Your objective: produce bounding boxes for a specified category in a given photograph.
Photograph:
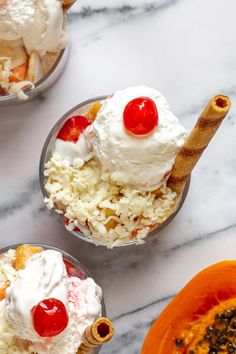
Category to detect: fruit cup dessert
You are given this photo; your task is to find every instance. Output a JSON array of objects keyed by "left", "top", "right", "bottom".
[
  {"left": 0, "top": 0, "right": 74, "bottom": 103},
  {"left": 0, "top": 244, "right": 114, "bottom": 353},
  {"left": 40, "top": 86, "right": 231, "bottom": 248},
  {"left": 142, "top": 261, "right": 236, "bottom": 354}
]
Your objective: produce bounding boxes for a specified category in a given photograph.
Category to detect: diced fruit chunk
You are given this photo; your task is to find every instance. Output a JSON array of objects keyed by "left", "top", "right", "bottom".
[
  {"left": 57, "top": 116, "right": 91, "bottom": 143},
  {"left": 15, "top": 244, "right": 43, "bottom": 271},
  {"left": 105, "top": 208, "right": 119, "bottom": 230},
  {"left": 32, "top": 298, "right": 68, "bottom": 337},
  {"left": 0, "top": 286, "right": 7, "bottom": 300},
  {"left": 123, "top": 97, "right": 158, "bottom": 136},
  {"left": 9, "top": 62, "right": 28, "bottom": 83},
  {"left": 105, "top": 219, "right": 119, "bottom": 230},
  {"left": 85, "top": 102, "right": 102, "bottom": 121},
  {"left": 0, "top": 270, "right": 10, "bottom": 300},
  {"left": 131, "top": 229, "right": 139, "bottom": 239}
]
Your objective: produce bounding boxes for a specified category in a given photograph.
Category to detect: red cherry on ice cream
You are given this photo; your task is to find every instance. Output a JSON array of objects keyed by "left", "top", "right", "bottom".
[
  {"left": 32, "top": 298, "right": 68, "bottom": 337},
  {"left": 57, "top": 115, "right": 91, "bottom": 143},
  {"left": 123, "top": 97, "right": 158, "bottom": 136}
]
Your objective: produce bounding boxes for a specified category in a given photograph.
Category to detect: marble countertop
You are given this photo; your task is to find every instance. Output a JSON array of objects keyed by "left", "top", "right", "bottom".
[{"left": 1, "top": 0, "right": 236, "bottom": 353}]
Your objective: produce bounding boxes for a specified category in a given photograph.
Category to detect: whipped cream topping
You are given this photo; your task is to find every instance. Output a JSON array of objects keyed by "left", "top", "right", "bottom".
[
  {"left": 0, "top": 0, "right": 67, "bottom": 56},
  {"left": 5, "top": 250, "right": 68, "bottom": 345},
  {"left": 54, "top": 129, "right": 93, "bottom": 164},
  {"left": 87, "top": 86, "right": 187, "bottom": 191}
]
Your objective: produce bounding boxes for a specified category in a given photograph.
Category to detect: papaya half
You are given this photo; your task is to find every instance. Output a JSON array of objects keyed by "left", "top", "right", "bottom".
[{"left": 142, "top": 261, "right": 236, "bottom": 354}]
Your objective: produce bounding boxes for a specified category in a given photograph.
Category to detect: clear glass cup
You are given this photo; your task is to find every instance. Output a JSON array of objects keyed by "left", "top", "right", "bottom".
[
  {"left": 39, "top": 97, "right": 190, "bottom": 247},
  {"left": 0, "top": 46, "right": 69, "bottom": 106},
  {"left": 0, "top": 242, "right": 105, "bottom": 353}
]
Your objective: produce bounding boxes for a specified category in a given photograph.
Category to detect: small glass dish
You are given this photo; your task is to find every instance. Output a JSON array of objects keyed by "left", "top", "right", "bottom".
[
  {"left": 0, "top": 46, "right": 69, "bottom": 106},
  {"left": 0, "top": 242, "right": 105, "bottom": 353},
  {"left": 39, "top": 97, "right": 190, "bottom": 247}
]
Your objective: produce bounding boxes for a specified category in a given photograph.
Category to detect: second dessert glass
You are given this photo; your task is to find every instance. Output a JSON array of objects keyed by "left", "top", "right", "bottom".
[
  {"left": 39, "top": 97, "right": 190, "bottom": 247},
  {"left": 0, "top": 242, "right": 106, "bottom": 353}
]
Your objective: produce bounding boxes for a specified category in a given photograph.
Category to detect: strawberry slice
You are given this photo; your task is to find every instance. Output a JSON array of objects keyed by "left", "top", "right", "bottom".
[
  {"left": 63, "top": 258, "right": 86, "bottom": 279},
  {"left": 57, "top": 115, "right": 91, "bottom": 143}
]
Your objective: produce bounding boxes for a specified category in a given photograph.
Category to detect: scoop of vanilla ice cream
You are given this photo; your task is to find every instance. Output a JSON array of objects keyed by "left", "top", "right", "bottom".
[
  {"left": 87, "top": 86, "right": 187, "bottom": 191},
  {"left": 0, "top": 0, "right": 67, "bottom": 56},
  {"left": 54, "top": 129, "right": 93, "bottom": 164},
  {"left": 5, "top": 250, "right": 69, "bottom": 345}
]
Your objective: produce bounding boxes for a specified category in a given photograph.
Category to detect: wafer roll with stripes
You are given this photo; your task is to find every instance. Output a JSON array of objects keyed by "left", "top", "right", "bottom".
[
  {"left": 77, "top": 317, "right": 114, "bottom": 353},
  {"left": 168, "top": 95, "right": 231, "bottom": 194}
]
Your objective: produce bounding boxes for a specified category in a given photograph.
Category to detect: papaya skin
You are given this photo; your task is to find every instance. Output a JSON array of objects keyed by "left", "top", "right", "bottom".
[{"left": 141, "top": 261, "right": 236, "bottom": 354}]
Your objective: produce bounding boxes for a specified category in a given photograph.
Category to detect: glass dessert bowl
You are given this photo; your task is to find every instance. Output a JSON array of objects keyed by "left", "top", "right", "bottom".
[
  {"left": 0, "top": 243, "right": 113, "bottom": 354},
  {"left": 0, "top": 0, "right": 72, "bottom": 105},
  {"left": 40, "top": 87, "right": 191, "bottom": 248}
]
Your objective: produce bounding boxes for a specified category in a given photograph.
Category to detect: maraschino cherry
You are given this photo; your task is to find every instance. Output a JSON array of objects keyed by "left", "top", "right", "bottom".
[
  {"left": 32, "top": 298, "right": 69, "bottom": 337},
  {"left": 123, "top": 97, "right": 158, "bottom": 136}
]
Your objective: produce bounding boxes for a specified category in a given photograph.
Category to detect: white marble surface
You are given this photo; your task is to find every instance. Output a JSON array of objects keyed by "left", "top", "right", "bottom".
[{"left": 1, "top": 0, "right": 236, "bottom": 353}]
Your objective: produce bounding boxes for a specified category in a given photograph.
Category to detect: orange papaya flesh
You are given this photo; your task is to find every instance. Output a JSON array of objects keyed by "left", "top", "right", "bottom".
[{"left": 142, "top": 261, "right": 236, "bottom": 354}]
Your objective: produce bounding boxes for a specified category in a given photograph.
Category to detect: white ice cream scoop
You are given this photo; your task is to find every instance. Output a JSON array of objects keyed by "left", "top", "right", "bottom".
[{"left": 87, "top": 86, "right": 187, "bottom": 191}]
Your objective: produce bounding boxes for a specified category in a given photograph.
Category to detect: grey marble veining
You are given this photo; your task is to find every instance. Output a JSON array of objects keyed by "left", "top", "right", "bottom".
[
  {"left": 1, "top": 0, "right": 236, "bottom": 353},
  {"left": 69, "top": 0, "right": 181, "bottom": 17}
]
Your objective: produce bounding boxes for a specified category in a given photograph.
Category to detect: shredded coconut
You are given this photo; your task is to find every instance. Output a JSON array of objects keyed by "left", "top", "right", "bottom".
[
  {"left": 44, "top": 155, "right": 177, "bottom": 247},
  {"left": 0, "top": 250, "right": 17, "bottom": 289},
  {"left": 0, "top": 57, "right": 11, "bottom": 89}
]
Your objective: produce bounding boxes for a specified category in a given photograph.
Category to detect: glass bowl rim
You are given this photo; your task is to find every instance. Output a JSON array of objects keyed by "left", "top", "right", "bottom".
[
  {"left": 0, "top": 242, "right": 93, "bottom": 276},
  {"left": 0, "top": 47, "right": 68, "bottom": 103},
  {"left": 39, "top": 97, "right": 191, "bottom": 247}
]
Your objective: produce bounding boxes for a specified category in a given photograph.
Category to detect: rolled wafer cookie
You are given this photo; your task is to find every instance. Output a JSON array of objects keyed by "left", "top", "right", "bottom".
[
  {"left": 168, "top": 95, "right": 231, "bottom": 194},
  {"left": 77, "top": 317, "right": 114, "bottom": 353}
]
